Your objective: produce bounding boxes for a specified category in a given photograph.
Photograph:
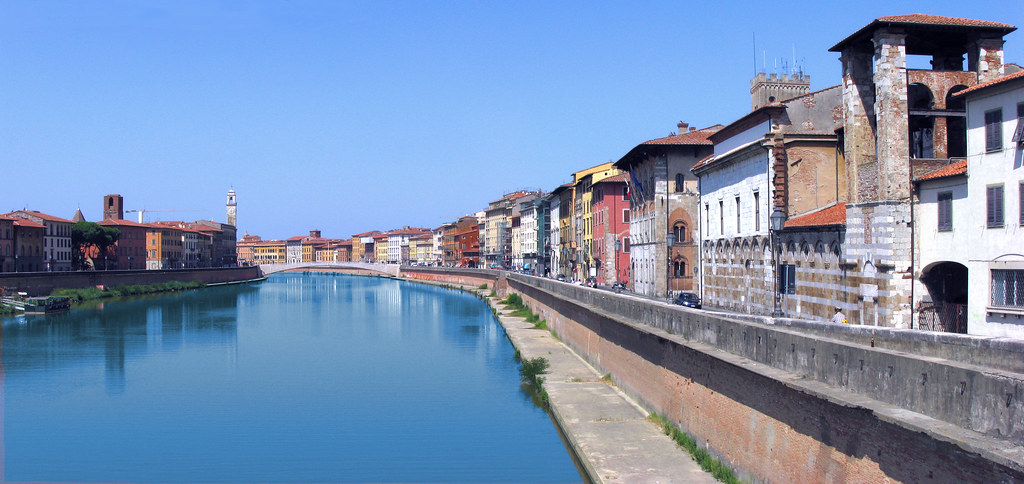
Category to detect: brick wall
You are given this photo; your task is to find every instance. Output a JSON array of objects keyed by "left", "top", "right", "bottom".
[{"left": 488, "top": 272, "right": 1023, "bottom": 482}]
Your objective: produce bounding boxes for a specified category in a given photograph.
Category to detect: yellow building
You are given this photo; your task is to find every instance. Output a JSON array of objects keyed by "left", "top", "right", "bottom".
[
  {"left": 350, "top": 231, "right": 379, "bottom": 262},
  {"left": 374, "top": 233, "right": 390, "bottom": 263},
  {"left": 572, "top": 162, "right": 622, "bottom": 279},
  {"left": 253, "top": 240, "right": 286, "bottom": 264}
]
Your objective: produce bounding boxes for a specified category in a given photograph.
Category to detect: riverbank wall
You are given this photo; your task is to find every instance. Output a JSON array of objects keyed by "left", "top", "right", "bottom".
[
  {"left": 401, "top": 267, "right": 1024, "bottom": 483},
  {"left": 0, "top": 266, "right": 263, "bottom": 296}
]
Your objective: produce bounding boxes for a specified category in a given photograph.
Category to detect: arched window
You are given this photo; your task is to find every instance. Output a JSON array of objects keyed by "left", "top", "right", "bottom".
[
  {"left": 672, "top": 222, "right": 686, "bottom": 244},
  {"left": 673, "top": 259, "right": 687, "bottom": 278},
  {"left": 675, "top": 173, "right": 685, "bottom": 193}
]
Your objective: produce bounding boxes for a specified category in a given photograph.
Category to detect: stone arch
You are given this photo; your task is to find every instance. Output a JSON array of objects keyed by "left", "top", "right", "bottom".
[
  {"left": 945, "top": 85, "right": 969, "bottom": 158},
  {"left": 919, "top": 261, "right": 968, "bottom": 333}
]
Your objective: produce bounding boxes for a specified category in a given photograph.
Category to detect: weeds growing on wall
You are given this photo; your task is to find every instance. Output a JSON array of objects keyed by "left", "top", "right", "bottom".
[
  {"left": 648, "top": 414, "right": 741, "bottom": 484},
  {"left": 478, "top": 283, "right": 489, "bottom": 290},
  {"left": 517, "top": 353, "right": 551, "bottom": 410},
  {"left": 51, "top": 281, "right": 206, "bottom": 304},
  {"left": 501, "top": 293, "right": 547, "bottom": 329}
]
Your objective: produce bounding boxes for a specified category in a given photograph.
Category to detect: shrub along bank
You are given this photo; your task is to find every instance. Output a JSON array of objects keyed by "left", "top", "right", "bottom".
[{"left": 51, "top": 281, "right": 206, "bottom": 304}]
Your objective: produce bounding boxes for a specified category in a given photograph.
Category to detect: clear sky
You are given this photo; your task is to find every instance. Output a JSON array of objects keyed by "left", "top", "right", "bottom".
[{"left": 2, "top": 1, "right": 1022, "bottom": 240}]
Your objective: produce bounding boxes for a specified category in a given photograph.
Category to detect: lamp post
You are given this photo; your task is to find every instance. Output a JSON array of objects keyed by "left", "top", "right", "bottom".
[
  {"left": 666, "top": 232, "right": 676, "bottom": 300},
  {"left": 769, "top": 208, "right": 787, "bottom": 317}
]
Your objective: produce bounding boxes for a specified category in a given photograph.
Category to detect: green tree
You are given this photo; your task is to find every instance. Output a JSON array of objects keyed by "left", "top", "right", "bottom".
[{"left": 72, "top": 221, "right": 121, "bottom": 270}]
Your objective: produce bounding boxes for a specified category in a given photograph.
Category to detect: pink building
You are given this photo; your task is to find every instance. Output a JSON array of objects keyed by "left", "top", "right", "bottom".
[{"left": 592, "top": 173, "right": 630, "bottom": 285}]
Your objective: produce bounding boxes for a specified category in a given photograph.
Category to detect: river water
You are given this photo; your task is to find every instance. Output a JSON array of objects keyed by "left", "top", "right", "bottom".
[{"left": 1, "top": 272, "right": 582, "bottom": 483}]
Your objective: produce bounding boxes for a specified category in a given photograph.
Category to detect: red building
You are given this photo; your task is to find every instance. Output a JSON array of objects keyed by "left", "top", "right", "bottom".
[
  {"left": 592, "top": 173, "right": 630, "bottom": 284},
  {"left": 99, "top": 218, "right": 150, "bottom": 270},
  {"left": 0, "top": 216, "right": 14, "bottom": 272},
  {"left": 453, "top": 221, "right": 480, "bottom": 268},
  {"left": 12, "top": 219, "right": 45, "bottom": 272}
]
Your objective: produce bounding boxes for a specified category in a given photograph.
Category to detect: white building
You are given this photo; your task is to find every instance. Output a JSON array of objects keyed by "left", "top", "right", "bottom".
[
  {"left": 915, "top": 71, "right": 1024, "bottom": 337},
  {"left": 285, "top": 236, "right": 304, "bottom": 264},
  {"left": 549, "top": 189, "right": 562, "bottom": 276}
]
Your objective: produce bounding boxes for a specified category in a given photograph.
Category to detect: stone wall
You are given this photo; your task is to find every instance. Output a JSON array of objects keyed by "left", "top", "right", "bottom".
[
  {"left": 0, "top": 266, "right": 263, "bottom": 296},
  {"left": 445, "top": 270, "right": 1024, "bottom": 483}
]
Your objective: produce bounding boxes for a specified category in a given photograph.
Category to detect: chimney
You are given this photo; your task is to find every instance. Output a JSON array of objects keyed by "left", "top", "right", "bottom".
[
  {"left": 677, "top": 121, "right": 689, "bottom": 134},
  {"left": 310, "top": 229, "right": 321, "bottom": 238}
]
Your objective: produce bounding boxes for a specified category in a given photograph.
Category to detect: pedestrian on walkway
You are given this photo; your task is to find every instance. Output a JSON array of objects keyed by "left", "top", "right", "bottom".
[{"left": 829, "top": 306, "right": 848, "bottom": 324}]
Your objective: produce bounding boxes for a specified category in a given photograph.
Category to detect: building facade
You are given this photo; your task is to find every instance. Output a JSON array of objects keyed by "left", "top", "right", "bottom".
[{"left": 3, "top": 210, "right": 73, "bottom": 271}]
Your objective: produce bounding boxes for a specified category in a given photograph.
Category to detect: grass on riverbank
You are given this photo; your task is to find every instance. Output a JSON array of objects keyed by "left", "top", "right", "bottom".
[
  {"left": 0, "top": 304, "right": 15, "bottom": 316},
  {"left": 501, "top": 293, "right": 547, "bottom": 329},
  {"left": 51, "top": 281, "right": 207, "bottom": 304},
  {"left": 648, "top": 413, "right": 741, "bottom": 484}
]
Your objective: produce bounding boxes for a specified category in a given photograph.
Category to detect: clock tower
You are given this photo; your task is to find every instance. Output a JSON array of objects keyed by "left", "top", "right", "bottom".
[{"left": 226, "top": 189, "right": 237, "bottom": 227}]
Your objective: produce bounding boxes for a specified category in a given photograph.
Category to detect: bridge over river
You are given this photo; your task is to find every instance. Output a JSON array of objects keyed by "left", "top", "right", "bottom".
[{"left": 257, "top": 261, "right": 400, "bottom": 277}]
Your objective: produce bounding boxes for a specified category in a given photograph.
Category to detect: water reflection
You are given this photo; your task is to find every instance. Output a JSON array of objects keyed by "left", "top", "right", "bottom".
[{"left": 1, "top": 274, "right": 580, "bottom": 483}]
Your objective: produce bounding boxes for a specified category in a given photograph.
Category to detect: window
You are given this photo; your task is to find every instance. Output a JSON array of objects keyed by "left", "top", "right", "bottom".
[
  {"left": 673, "top": 223, "right": 686, "bottom": 244},
  {"left": 622, "top": 209, "right": 630, "bottom": 223},
  {"left": 719, "top": 200, "right": 724, "bottom": 234},
  {"left": 622, "top": 185, "right": 629, "bottom": 200},
  {"left": 937, "top": 191, "right": 953, "bottom": 231},
  {"left": 987, "top": 185, "right": 1004, "bottom": 228},
  {"left": 735, "top": 196, "right": 741, "bottom": 233},
  {"left": 622, "top": 237, "right": 630, "bottom": 253},
  {"left": 991, "top": 270, "right": 1024, "bottom": 308},
  {"left": 985, "top": 109, "right": 1002, "bottom": 152},
  {"left": 673, "top": 260, "right": 687, "bottom": 277},
  {"left": 675, "top": 173, "right": 684, "bottom": 193},
  {"left": 754, "top": 192, "right": 760, "bottom": 232},
  {"left": 1014, "top": 103, "right": 1024, "bottom": 144},
  {"left": 778, "top": 264, "right": 796, "bottom": 294}
]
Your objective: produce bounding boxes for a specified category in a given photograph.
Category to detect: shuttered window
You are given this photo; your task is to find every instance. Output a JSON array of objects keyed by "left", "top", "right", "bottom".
[
  {"left": 937, "top": 191, "right": 952, "bottom": 231},
  {"left": 987, "top": 185, "right": 1004, "bottom": 228},
  {"left": 991, "top": 270, "right": 1024, "bottom": 308},
  {"left": 985, "top": 109, "right": 1002, "bottom": 152},
  {"left": 1013, "top": 103, "right": 1024, "bottom": 144}
]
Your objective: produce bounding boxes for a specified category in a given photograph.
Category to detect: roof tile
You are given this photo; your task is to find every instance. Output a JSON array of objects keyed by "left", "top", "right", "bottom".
[
  {"left": 915, "top": 159, "right": 968, "bottom": 181},
  {"left": 952, "top": 70, "right": 1024, "bottom": 97},
  {"left": 785, "top": 203, "right": 847, "bottom": 229}
]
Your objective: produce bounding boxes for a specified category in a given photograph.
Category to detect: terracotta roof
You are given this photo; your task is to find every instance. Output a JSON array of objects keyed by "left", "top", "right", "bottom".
[
  {"left": 639, "top": 126, "right": 723, "bottom": 146},
  {"left": 98, "top": 218, "right": 149, "bottom": 228},
  {"left": 785, "top": 203, "right": 847, "bottom": 229},
  {"left": 915, "top": 159, "right": 968, "bottom": 181},
  {"left": 595, "top": 173, "right": 629, "bottom": 183},
  {"left": 952, "top": 70, "right": 1024, "bottom": 97},
  {"left": 352, "top": 230, "right": 380, "bottom": 237},
  {"left": 390, "top": 228, "right": 430, "bottom": 236},
  {"left": 5, "top": 210, "right": 73, "bottom": 223},
  {"left": 875, "top": 14, "right": 1014, "bottom": 29},
  {"left": 286, "top": 236, "right": 307, "bottom": 241},
  {"left": 830, "top": 14, "right": 1015, "bottom": 52},
  {"left": 12, "top": 219, "right": 45, "bottom": 228},
  {"left": 690, "top": 154, "right": 715, "bottom": 172}
]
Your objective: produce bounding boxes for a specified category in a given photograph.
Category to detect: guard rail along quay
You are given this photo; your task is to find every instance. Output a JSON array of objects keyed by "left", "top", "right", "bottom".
[{"left": 399, "top": 265, "right": 1024, "bottom": 483}]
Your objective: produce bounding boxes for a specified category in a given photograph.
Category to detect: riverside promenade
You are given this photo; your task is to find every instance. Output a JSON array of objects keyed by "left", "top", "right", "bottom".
[{"left": 484, "top": 289, "right": 719, "bottom": 483}]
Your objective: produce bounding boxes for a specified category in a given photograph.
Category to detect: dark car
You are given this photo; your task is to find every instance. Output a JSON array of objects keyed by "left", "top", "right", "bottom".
[
  {"left": 585, "top": 276, "right": 597, "bottom": 288},
  {"left": 556, "top": 274, "right": 567, "bottom": 282},
  {"left": 672, "top": 292, "right": 702, "bottom": 309},
  {"left": 611, "top": 281, "right": 627, "bottom": 293}
]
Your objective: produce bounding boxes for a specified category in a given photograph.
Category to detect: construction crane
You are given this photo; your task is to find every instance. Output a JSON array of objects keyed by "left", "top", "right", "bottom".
[{"left": 125, "top": 209, "right": 195, "bottom": 224}]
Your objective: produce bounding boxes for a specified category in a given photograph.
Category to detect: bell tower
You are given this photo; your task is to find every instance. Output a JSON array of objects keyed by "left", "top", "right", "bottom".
[
  {"left": 226, "top": 189, "right": 237, "bottom": 227},
  {"left": 103, "top": 194, "right": 124, "bottom": 220}
]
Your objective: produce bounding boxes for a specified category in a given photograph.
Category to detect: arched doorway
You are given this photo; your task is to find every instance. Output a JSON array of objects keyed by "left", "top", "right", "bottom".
[{"left": 920, "top": 261, "right": 968, "bottom": 333}]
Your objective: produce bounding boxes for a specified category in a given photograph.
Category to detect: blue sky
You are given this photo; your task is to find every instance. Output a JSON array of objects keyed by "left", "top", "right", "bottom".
[{"left": 2, "top": 1, "right": 1022, "bottom": 240}]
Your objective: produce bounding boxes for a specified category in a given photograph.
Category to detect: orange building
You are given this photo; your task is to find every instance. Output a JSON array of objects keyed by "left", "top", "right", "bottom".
[{"left": 146, "top": 224, "right": 183, "bottom": 270}]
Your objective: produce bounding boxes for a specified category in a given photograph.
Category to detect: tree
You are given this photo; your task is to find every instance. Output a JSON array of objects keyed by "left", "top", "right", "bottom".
[{"left": 72, "top": 222, "right": 121, "bottom": 270}]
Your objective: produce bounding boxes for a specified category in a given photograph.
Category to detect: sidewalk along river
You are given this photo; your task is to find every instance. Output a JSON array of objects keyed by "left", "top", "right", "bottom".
[{"left": 1, "top": 271, "right": 582, "bottom": 483}]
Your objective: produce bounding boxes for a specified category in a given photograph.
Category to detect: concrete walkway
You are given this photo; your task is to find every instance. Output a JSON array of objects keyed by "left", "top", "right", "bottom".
[{"left": 486, "top": 294, "right": 720, "bottom": 484}]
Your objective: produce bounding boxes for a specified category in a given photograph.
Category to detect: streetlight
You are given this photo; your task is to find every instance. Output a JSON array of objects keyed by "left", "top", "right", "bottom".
[
  {"left": 666, "top": 232, "right": 676, "bottom": 300},
  {"left": 769, "top": 208, "right": 787, "bottom": 317}
]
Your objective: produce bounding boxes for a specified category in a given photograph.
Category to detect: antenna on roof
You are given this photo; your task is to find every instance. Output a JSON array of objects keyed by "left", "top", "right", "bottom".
[{"left": 752, "top": 32, "right": 757, "bottom": 75}]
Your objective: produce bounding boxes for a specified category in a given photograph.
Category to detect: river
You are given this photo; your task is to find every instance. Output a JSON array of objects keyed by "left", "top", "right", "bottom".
[{"left": 1, "top": 272, "right": 582, "bottom": 483}]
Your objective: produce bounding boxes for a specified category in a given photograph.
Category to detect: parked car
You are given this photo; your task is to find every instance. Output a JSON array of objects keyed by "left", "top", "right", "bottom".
[
  {"left": 556, "top": 274, "right": 567, "bottom": 282},
  {"left": 672, "top": 292, "right": 702, "bottom": 309},
  {"left": 611, "top": 281, "right": 627, "bottom": 293},
  {"left": 585, "top": 276, "right": 598, "bottom": 288}
]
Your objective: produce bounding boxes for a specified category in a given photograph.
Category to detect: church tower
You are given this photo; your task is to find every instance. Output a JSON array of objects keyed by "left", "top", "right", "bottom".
[
  {"left": 226, "top": 189, "right": 237, "bottom": 227},
  {"left": 103, "top": 194, "right": 124, "bottom": 220}
]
